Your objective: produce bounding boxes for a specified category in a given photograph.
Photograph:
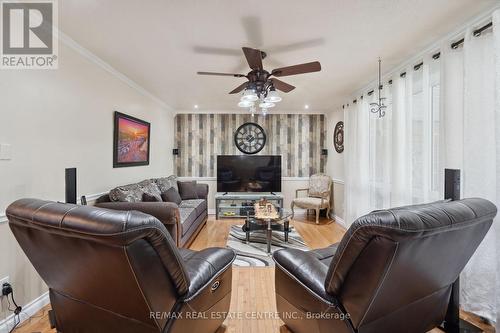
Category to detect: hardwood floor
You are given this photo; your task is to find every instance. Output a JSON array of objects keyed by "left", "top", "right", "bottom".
[{"left": 13, "top": 214, "right": 494, "bottom": 333}]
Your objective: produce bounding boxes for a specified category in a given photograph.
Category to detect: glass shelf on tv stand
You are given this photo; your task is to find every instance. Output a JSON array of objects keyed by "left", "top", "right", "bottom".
[{"left": 215, "top": 192, "right": 284, "bottom": 219}]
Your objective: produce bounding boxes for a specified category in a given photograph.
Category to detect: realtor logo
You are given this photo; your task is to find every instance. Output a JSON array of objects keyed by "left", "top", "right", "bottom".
[{"left": 1, "top": 0, "right": 58, "bottom": 69}]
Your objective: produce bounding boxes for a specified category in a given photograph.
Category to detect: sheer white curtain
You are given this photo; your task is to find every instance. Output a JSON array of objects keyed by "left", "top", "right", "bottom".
[
  {"left": 344, "top": 9, "right": 500, "bottom": 326},
  {"left": 345, "top": 57, "right": 441, "bottom": 224},
  {"left": 458, "top": 20, "right": 499, "bottom": 326},
  {"left": 345, "top": 99, "right": 370, "bottom": 224}
]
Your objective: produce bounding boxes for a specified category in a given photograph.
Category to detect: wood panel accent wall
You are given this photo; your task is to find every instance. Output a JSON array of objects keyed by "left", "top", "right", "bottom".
[{"left": 174, "top": 113, "right": 326, "bottom": 177}]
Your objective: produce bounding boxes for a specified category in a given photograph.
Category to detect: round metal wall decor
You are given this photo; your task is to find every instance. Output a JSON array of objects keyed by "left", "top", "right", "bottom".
[
  {"left": 334, "top": 121, "right": 344, "bottom": 153},
  {"left": 234, "top": 122, "right": 266, "bottom": 154}
]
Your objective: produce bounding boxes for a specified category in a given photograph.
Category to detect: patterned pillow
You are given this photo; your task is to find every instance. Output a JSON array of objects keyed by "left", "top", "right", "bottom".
[
  {"left": 109, "top": 183, "right": 143, "bottom": 203},
  {"left": 155, "top": 175, "right": 178, "bottom": 193},
  {"left": 138, "top": 179, "right": 162, "bottom": 202}
]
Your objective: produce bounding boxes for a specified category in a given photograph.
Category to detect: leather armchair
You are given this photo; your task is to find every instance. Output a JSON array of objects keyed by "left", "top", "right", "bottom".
[
  {"left": 7, "top": 199, "right": 235, "bottom": 333},
  {"left": 274, "top": 198, "right": 497, "bottom": 333}
]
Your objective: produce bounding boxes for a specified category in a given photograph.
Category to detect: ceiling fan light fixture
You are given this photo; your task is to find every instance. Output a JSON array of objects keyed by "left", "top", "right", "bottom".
[
  {"left": 241, "top": 89, "right": 258, "bottom": 102},
  {"left": 238, "top": 100, "right": 254, "bottom": 108},
  {"left": 259, "top": 101, "right": 275, "bottom": 108},
  {"left": 264, "top": 90, "right": 282, "bottom": 103}
]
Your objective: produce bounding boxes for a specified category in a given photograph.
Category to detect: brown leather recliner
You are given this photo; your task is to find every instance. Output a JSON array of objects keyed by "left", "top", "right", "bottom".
[
  {"left": 7, "top": 199, "right": 235, "bottom": 333},
  {"left": 273, "top": 198, "right": 497, "bottom": 333}
]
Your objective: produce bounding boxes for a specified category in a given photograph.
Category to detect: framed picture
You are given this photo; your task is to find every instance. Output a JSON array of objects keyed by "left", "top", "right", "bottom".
[{"left": 113, "top": 111, "right": 151, "bottom": 168}]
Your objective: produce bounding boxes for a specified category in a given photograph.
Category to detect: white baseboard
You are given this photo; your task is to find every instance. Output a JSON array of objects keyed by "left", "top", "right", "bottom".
[
  {"left": 0, "top": 291, "right": 49, "bottom": 333},
  {"left": 333, "top": 215, "right": 347, "bottom": 229}
]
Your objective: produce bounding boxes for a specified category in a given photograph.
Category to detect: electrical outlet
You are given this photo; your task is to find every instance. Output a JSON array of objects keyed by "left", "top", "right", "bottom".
[
  {"left": 0, "top": 276, "right": 9, "bottom": 297},
  {"left": 0, "top": 144, "right": 12, "bottom": 160}
]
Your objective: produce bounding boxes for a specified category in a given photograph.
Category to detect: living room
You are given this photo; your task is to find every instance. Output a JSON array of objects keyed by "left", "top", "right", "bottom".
[{"left": 0, "top": 1, "right": 499, "bottom": 332}]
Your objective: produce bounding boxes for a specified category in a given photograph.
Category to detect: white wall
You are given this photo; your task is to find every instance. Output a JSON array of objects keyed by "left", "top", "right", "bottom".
[
  {"left": 325, "top": 109, "right": 345, "bottom": 224},
  {"left": 0, "top": 40, "right": 174, "bottom": 323}
]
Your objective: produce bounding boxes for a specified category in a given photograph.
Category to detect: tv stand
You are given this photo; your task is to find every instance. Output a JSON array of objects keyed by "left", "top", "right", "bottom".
[{"left": 215, "top": 192, "right": 284, "bottom": 219}]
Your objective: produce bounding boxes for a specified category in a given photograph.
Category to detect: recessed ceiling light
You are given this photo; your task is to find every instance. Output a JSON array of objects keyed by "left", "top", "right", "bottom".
[
  {"left": 194, "top": 104, "right": 199, "bottom": 109},
  {"left": 304, "top": 104, "right": 309, "bottom": 109}
]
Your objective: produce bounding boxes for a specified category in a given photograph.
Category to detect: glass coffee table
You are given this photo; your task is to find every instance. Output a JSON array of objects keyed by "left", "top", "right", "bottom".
[{"left": 242, "top": 202, "right": 291, "bottom": 254}]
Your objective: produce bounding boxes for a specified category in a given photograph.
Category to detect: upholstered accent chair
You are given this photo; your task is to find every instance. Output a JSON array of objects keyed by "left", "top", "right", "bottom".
[
  {"left": 274, "top": 198, "right": 497, "bottom": 333},
  {"left": 291, "top": 173, "right": 332, "bottom": 223},
  {"left": 7, "top": 199, "right": 235, "bottom": 333}
]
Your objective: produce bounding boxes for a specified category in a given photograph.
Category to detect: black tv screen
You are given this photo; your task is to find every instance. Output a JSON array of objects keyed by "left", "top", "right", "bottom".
[{"left": 217, "top": 155, "right": 282, "bottom": 193}]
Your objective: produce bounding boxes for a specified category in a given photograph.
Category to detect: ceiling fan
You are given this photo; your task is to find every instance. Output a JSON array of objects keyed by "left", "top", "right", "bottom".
[{"left": 197, "top": 47, "right": 321, "bottom": 111}]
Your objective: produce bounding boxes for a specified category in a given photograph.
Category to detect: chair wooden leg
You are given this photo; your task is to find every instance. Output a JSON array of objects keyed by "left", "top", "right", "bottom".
[{"left": 291, "top": 202, "right": 295, "bottom": 219}]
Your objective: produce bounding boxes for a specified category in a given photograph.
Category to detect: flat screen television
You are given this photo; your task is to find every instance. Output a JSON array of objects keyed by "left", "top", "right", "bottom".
[{"left": 217, "top": 155, "right": 281, "bottom": 193}]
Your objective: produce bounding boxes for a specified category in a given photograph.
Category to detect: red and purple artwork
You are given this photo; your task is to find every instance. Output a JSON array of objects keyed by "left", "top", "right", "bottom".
[{"left": 113, "top": 112, "right": 150, "bottom": 167}]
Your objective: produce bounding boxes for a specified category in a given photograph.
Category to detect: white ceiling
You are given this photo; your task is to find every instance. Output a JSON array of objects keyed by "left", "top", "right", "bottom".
[{"left": 59, "top": 0, "right": 498, "bottom": 112}]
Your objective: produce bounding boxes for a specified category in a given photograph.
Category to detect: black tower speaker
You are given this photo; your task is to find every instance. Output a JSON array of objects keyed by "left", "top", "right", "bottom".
[
  {"left": 444, "top": 169, "right": 461, "bottom": 201},
  {"left": 65, "top": 168, "right": 77, "bottom": 204},
  {"left": 442, "top": 169, "right": 481, "bottom": 332}
]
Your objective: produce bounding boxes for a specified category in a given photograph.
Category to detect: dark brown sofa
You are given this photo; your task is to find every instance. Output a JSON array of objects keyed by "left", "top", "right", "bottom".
[
  {"left": 7, "top": 199, "right": 235, "bottom": 333},
  {"left": 95, "top": 177, "right": 208, "bottom": 248},
  {"left": 273, "top": 198, "right": 497, "bottom": 333}
]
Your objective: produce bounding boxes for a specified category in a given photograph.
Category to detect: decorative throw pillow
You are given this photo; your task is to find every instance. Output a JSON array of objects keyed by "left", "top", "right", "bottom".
[
  {"left": 143, "top": 193, "right": 160, "bottom": 202},
  {"left": 155, "top": 175, "right": 178, "bottom": 193},
  {"left": 161, "top": 187, "right": 182, "bottom": 205},
  {"left": 177, "top": 181, "right": 199, "bottom": 200},
  {"left": 138, "top": 179, "right": 162, "bottom": 202},
  {"left": 109, "top": 183, "right": 143, "bottom": 203}
]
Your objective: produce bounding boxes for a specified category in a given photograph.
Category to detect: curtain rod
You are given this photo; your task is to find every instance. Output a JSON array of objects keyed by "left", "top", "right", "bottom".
[
  {"left": 343, "top": 20, "right": 493, "bottom": 109},
  {"left": 452, "top": 21, "right": 492, "bottom": 49}
]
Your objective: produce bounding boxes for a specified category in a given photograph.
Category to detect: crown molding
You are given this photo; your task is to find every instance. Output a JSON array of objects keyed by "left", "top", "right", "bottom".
[{"left": 57, "top": 29, "right": 175, "bottom": 114}]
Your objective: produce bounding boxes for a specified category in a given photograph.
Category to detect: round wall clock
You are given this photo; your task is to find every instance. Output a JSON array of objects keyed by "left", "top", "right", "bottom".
[
  {"left": 334, "top": 121, "right": 344, "bottom": 153},
  {"left": 234, "top": 122, "right": 266, "bottom": 154}
]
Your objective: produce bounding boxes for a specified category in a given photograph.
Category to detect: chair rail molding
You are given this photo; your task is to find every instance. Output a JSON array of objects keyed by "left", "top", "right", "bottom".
[
  {"left": 332, "top": 178, "right": 345, "bottom": 185},
  {"left": 83, "top": 192, "right": 108, "bottom": 205},
  {"left": 178, "top": 176, "right": 312, "bottom": 182}
]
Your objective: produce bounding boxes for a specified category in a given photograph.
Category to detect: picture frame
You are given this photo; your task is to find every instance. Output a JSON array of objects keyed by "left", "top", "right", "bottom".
[{"left": 113, "top": 111, "right": 151, "bottom": 168}]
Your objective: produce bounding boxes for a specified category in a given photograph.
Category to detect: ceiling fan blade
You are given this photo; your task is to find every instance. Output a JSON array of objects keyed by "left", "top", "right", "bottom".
[
  {"left": 197, "top": 71, "right": 246, "bottom": 78},
  {"left": 242, "top": 47, "right": 263, "bottom": 70},
  {"left": 229, "top": 82, "right": 248, "bottom": 94},
  {"left": 270, "top": 78, "right": 295, "bottom": 93},
  {"left": 193, "top": 46, "right": 242, "bottom": 56},
  {"left": 267, "top": 38, "right": 325, "bottom": 54},
  {"left": 271, "top": 61, "right": 321, "bottom": 77}
]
